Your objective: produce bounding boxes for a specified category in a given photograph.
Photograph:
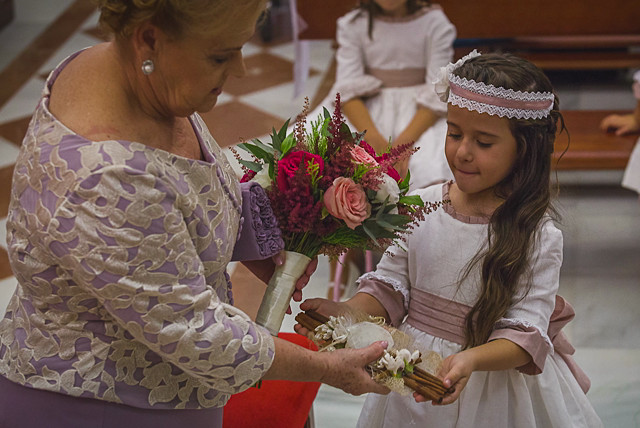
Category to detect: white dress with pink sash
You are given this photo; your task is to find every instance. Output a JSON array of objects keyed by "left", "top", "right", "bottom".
[{"left": 355, "top": 182, "right": 602, "bottom": 428}]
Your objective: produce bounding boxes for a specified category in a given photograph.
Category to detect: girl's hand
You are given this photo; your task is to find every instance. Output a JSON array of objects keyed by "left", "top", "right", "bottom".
[
  {"left": 294, "top": 297, "right": 348, "bottom": 336},
  {"left": 600, "top": 113, "right": 640, "bottom": 136},
  {"left": 414, "top": 350, "right": 475, "bottom": 405}
]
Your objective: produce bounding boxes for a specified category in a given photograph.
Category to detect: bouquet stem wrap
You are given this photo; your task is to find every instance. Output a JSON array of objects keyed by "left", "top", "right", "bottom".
[{"left": 256, "top": 250, "right": 312, "bottom": 336}]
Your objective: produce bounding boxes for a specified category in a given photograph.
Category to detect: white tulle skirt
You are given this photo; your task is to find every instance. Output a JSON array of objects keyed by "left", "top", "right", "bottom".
[{"left": 356, "top": 324, "right": 603, "bottom": 428}]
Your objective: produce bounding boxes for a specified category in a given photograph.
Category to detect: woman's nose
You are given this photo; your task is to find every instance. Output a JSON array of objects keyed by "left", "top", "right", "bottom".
[{"left": 230, "top": 52, "right": 246, "bottom": 79}]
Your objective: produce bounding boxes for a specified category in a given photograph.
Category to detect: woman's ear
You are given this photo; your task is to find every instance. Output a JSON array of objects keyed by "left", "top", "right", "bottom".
[{"left": 131, "top": 21, "right": 159, "bottom": 58}]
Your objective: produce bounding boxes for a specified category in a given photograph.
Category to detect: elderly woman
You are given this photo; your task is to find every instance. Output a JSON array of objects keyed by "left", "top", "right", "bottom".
[{"left": 0, "top": 1, "right": 389, "bottom": 426}]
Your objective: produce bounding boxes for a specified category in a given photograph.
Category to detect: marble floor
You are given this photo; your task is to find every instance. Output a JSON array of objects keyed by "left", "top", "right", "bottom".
[{"left": 1, "top": 1, "right": 639, "bottom": 427}]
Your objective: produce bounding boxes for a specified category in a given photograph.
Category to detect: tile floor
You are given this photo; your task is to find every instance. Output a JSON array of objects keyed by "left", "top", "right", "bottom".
[{"left": 1, "top": 1, "right": 639, "bottom": 427}]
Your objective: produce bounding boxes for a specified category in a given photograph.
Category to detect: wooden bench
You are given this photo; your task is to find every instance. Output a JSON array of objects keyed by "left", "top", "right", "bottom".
[
  {"left": 437, "top": 0, "right": 640, "bottom": 71},
  {"left": 554, "top": 110, "right": 637, "bottom": 170}
]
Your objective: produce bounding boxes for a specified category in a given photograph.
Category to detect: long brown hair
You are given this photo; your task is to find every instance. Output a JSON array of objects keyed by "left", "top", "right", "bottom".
[
  {"left": 452, "top": 53, "right": 565, "bottom": 349},
  {"left": 357, "top": 0, "right": 432, "bottom": 38}
]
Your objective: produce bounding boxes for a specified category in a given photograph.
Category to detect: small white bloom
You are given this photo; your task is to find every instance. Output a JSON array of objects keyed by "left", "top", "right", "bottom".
[
  {"left": 251, "top": 167, "right": 272, "bottom": 189},
  {"left": 375, "top": 174, "right": 400, "bottom": 205},
  {"left": 396, "top": 349, "right": 412, "bottom": 363}
]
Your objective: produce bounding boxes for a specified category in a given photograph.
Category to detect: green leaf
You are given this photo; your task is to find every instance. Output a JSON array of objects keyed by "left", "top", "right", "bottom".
[
  {"left": 239, "top": 160, "right": 264, "bottom": 172},
  {"left": 378, "top": 212, "right": 411, "bottom": 226},
  {"left": 399, "top": 169, "right": 411, "bottom": 190},
  {"left": 399, "top": 194, "right": 424, "bottom": 206},
  {"left": 239, "top": 142, "right": 273, "bottom": 162},
  {"left": 249, "top": 138, "right": 276, "bottom": 156},
  {"left": 277, "top": 119, "right": 291, "bottom": 143},
  {"left": 322, "top": 107, "right": 331, "bottom": 120},
  {"left": 270, "top": 127, "right": 282, "bottom": 152},
  {"left": 268, "top": 160, "right": 275, "bottom": 180},
  {"left": 376, "top": 219, "right": 404, "bottom": 231},
  {"left": 361, "top": 222, "right": 378, "bottom": 242},
  {"left": 280, "top": 133, "right": 297, "bottom": 157}
]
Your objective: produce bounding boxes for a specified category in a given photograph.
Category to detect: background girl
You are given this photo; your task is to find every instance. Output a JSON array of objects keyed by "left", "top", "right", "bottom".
[
  {"left": 600, "top": 70, "right": 640, "bottom": 200},
  {"left": 298, "top": 52, "right": 603, "bottom": 427}
]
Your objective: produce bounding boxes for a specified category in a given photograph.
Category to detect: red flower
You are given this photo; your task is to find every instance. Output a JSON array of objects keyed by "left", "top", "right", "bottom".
[
  {"left": 359, "top": 140, "right": 377, "bottom": 158},
  {"left": 240, "top": 170, "right": 257, "bottom": 183},
  {"left": 277, "top": 151, "right": 325, "bottom": 191}
]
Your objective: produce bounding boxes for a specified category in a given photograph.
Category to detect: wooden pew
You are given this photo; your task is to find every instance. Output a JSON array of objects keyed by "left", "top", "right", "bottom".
[{"left": 554, "top": 110, "right": 637, "bottom": 170}]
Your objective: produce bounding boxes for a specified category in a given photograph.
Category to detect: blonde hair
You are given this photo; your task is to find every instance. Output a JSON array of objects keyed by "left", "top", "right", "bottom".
[{"left": 95, "top": 0, "right": 268, "bottom": 40}]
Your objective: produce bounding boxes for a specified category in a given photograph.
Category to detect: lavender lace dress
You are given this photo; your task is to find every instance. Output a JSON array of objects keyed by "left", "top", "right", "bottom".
[{"left": 0, "top": 51, "right": 283, "bottom": 427}]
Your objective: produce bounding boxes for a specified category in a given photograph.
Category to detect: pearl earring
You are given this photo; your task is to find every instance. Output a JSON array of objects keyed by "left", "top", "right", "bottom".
[{"left": 141, "top": 59, "right": 154, "bottom": 75}]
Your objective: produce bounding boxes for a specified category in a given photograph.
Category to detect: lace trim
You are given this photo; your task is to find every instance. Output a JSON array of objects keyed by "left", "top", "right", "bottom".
[
  {"left": 433, "top": 49, "right": 554, "bottom": 120},
  {"left": 448, "top": 75, "right": 554, "bottom": 120},
  {"left": 441, "top": 181, "right": 490, "bottom": 224},
  {"left": 248, "top": 184, "right": 284, "bottom": 258},
  {"left": 357, "top": 272, "right": 410, "bottom": 310},
  {"left": 494, "top": 317, "right": 553, "bottom": 351}
]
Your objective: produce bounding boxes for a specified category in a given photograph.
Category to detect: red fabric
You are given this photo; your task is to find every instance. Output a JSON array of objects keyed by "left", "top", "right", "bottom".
[{"left": 223, "top": 333, "right": 321, "bottom": 428}]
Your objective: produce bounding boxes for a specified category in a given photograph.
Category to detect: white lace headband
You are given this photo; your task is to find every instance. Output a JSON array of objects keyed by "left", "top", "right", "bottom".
[{"left": 434, "top": 50, "right": 555, "bottom": 120}]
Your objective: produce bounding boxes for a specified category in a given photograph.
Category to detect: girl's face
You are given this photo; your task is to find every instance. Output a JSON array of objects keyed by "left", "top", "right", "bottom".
[
  {"left": 373, "top": 0, "right": 408, "bottom": 17},
  {"left": 445, "top": 105, "right": 518, "bottom": 202},
  {"left": 146, "top": 14, "right": 257, "bottom": 117}
]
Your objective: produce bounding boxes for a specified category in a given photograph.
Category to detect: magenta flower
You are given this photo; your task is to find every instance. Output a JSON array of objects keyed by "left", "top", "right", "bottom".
[{"left": 277, "top": 151, "right": 325, "bottom": 191}]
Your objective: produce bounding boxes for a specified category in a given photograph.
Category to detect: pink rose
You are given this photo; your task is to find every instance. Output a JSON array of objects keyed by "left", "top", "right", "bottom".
[
  {"left": 351, "top": 145, "right": 378, "bottom": 166},
  {"left": 323, "top": 177, "right": 371, "bottom": 229},
  {"left": 277, "top": 151, "right": 324, "bottom": 191}
]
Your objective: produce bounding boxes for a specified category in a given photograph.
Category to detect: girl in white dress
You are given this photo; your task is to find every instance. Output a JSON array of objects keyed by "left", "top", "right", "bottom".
[
  {"left": 600, "top": 70, "right": 640, "bottom": 199},
  {"left": 309, "top": 0, "right": 456, "bottom": 190},
  {"left": 297, "top": 51, "right": 603, "bottom": 427}
]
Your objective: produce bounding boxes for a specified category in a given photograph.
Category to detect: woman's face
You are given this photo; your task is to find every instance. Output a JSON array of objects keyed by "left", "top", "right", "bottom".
[
  {"left": 147, "top": 15, "right": 257, "bottom": 117},
  {"left": 445, "top": 105, "right": 518, "bottom": 202}
]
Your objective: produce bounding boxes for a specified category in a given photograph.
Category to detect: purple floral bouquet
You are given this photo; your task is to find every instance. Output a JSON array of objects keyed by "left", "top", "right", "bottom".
[{"left": 233, "top": 95, "right": 443, "bottom": 335}]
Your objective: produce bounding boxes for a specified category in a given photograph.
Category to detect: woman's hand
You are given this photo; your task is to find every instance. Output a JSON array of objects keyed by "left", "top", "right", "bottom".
[
  {"left": 321, "top": 341, "right": 391, "bottom": 396},
  {"left": 413, "top": 350, "right": 474, "bottom": 405}
]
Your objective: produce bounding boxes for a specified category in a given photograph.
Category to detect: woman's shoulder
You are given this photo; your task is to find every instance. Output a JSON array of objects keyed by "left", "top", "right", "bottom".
[{"left": 48, "top": 44, "right": 134, "bottom": 142}]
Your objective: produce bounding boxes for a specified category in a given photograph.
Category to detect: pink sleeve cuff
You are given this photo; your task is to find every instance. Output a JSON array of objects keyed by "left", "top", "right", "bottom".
[
  {"left": 356, "top": 278, "right": 406, "bottom": 327},
  {"left": 489, "top": 326, "right": 551, "bottom": 375}
]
